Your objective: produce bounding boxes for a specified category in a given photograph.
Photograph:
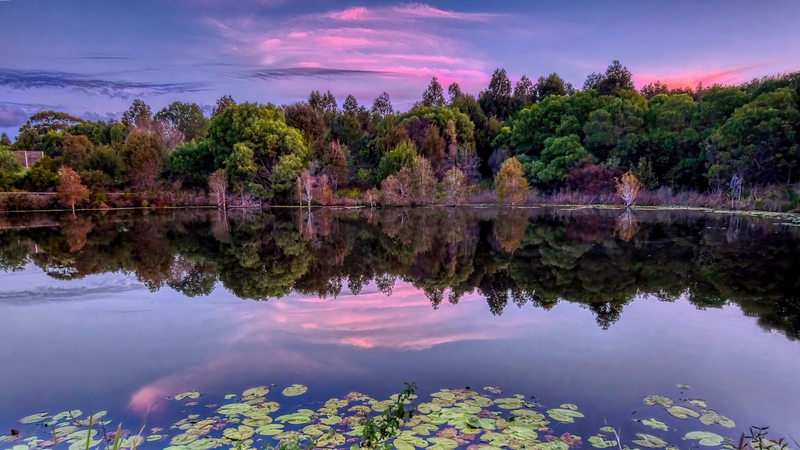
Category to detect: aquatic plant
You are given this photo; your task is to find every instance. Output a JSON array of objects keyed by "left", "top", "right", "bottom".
[{"left": 3, "top": 383, "right": 790, "bottom": 450}]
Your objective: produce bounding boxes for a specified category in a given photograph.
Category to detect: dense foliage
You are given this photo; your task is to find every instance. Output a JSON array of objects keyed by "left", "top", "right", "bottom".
[{"left": 2, "top": 62, "right": 800, "bottom": 208}]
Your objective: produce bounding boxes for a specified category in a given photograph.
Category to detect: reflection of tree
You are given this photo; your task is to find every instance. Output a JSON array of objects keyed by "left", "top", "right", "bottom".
[{"left": 3, "top": 208, "right": 800, "bottom": 340}]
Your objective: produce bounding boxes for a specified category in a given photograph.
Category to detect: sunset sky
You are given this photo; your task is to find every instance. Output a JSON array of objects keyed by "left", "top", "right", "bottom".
[{"left": 1, "top": 0, "right": 800, "bottom": 136}]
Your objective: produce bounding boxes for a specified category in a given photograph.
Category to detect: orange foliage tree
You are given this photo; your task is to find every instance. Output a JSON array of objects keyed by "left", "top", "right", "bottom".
[{"left": 57, "top": 166, "right": 90, "bottom": 213}]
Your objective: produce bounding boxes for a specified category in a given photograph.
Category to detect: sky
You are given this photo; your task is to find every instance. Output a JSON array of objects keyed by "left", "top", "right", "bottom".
[{"left": 1, "top": 0, "right": 800, "bottom": 138}]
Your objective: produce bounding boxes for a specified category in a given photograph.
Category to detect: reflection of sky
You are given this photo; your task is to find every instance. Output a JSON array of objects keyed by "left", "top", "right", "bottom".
[
  {"left": 1, "top": 266, "right": 799, "bottom": 438},
  {"left": 2, "top": 0, "right": 800, "bottom": 137}
]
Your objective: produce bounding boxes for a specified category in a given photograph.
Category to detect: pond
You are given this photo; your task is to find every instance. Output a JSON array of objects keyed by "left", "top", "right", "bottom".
[{"left": 0, "top": 207, "right": 798, "bottom": 450}]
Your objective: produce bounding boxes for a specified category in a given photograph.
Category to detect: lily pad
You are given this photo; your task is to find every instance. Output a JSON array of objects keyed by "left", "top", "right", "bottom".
[
  {"left": 560, "top": 403, "right": 579, "bottom": 411},
  {"left": 632, "top": 433, "right": 668, "bottom": 448},
  {"left": 170, "top": 434, "right": 198, "bottom": 446},
  {"left": 175, "top": 390, "right": 201, "bottom": 401},
  {"left": 217, "top": 403, "right": 252, "bottom": 416},
  {"left": 427, "top": 437, "right": 459, "bottom": 450},
  {"left": 281, "top": 384, "right": 308, "bottom": 397},
  {"left": 599, "top": 426, "right": 615, "bottom": 433},
  {"left": 685, "top": 431, "right": 725, "bottom": 446},
  {"left": 242, "top": 386, "right": 269, "bottom": 397},
  {"left": 20, "top": 412, "right": 50, "bottom": 424},
  {"left": 547, "top": 408, "right": 585, "bottom": 424},
  {"left": 52, "top": 410, "right": 82, "bottom": 421},
  {"left": 666, "top": 405, "right": 700, "bottom": 419},
  {"left": 643, "top": 396, "right": 673, "bottom": 407},
  {"left": 699, "top": 411, "right": 735, "bottom": 428},
  {"left": 676, "top": 384, "right": 692, "bottom": 390},
  {"left": 589, "top": 436, "right": 618, "bottom": 448},
  {"left": 642, "top": 419, "right": 669, "bottom": 431},
  {"left": 222, "top": 425, "right": 254, "bottom": 441},
  {"left": 255, "top": 424, "right": 284, "bottom": 436}
]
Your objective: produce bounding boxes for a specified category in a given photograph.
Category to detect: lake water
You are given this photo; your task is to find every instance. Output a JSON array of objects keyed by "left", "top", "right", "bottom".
[{"left": 1, "top": 207, "right": 798, "bottom": 450}]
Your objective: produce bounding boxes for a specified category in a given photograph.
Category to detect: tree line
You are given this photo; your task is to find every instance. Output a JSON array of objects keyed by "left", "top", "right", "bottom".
[
  {"left": 1, "top": 208, "right": 798, "bottom": 338},
  {"left": 1, "top": 61, "right": 799, "bottom": 209}
]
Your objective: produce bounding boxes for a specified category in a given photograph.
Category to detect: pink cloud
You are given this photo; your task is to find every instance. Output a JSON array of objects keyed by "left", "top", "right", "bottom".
[
  {"left": 330, "top": 7, "right": 368, "bottom": 21},
  {"left": 633, "top": 62, "right": 774, "bottom": 89},
  {"left": 392, "top": 3, "right": 499, "bottom": 21}
]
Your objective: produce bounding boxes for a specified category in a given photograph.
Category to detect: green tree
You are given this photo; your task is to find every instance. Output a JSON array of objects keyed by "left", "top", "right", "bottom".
[
  {"left": 524, "top": 134, "right": 595, "bottom": 185},
  {"left": 419, "top": 77, "right": 446, "bottom": 107},
  {"left": 377, "top": 141, "right": 417, "bottom": 181},
  {"left": 166, "top": 140, "right": 214, "bottom": 185},
  {"left": 0, "top": 146, "right": 24, "bottom": 191},
  {"left": 224, "top": 143, "right": 258, "bottom": 192},
  {"left": 269, "top": 153, "right": 305, "bottom": 202},
  {"left": 371, "top": 92, "right": 394, "bottom": 117},
  {"left": 479, "top": 68, "right": 516, "bottom": 120},
  {"left": 534, "top": 73, "right": 575, "bottom": 102},
  {"left": 21, "top": 110, "right": 83, "bottom": 136},
  {"left": 583, "top": 60, "right": 636, "bottom": 96},
  {"left": 0, "top": 132, "right": 10, "bottom": 146},
  {"left": 60, "top": 133, "right": 94, "bottom": 171},
  {"left": 121, "top": 99, "right": 153, "bottom": 128},
  {"left": 123, "top": 130, "right": 166, "bottom": 189},
  {"left": 154, "top": 102, "right": 210, "bottom": 142},
  {"left": 707, "top": 87, "right": 800, "bottom": 186},
  {"left": 211, "top": 95, "right": 236, "bottom": 119},
  {"left": 23, "top": 156, "right": 60, "bottom": 191}
]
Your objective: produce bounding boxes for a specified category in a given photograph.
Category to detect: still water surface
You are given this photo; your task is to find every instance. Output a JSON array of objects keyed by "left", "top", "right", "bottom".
[{"left": 0, "top": 208, "right": 798, "bottom": 448}]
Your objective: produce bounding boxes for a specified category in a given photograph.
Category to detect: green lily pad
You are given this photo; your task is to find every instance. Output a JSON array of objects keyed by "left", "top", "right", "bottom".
[
  {"left": 317, "top": 432, "right": 346, "bottom": 447},
  {"left": 676, "top": 384, "right": 692, "bottom": 390},
  {"left": 666, "top": 405, "right": 700, "bottom": 419},
  {"left": 175, "top": 390, "right": 201, "bottom": 401},
  {"left": 170, "top": 434, "right": 198, "bottom": 446},
  {"left": 494, "top": 398, "right": 523, "bottom": 409},
  {"left": 65, "top": 430, "right": 97, "bottom": 442},
  {"left": 643, "top": 396, "right": 673, "bottom": 407},
  {"left": 560, "top": 403, "right": 579, "bottom": 410},
  {"left": 242, "top": 386, "right": 269, "bottom": 397},
  {"left": 632, "top": 433, "right": 668, "bottom": 448},
  {"left": 242, "top": 416, "right": 272, "bottom": 427},
  {"left": 68, "top": 439, "right": 102, "bottom": 450},
  {"left": 642, "top": 419, "right": 669, "bottom": 431},
  {"left": 275, "top": 411, "right": 313, "bottom": 425},
  {"left": 427, "top": 437, "right": 459, "bottom": 450},
  {"left": 412, "top": 424, "right": 440, "bottom": 436},
  {"left": 217, "top": 403, "right": 252, "bottom": 416},
  {"left": 699, "top": 411, "right": 735, "bottom": 428},
  {"left": 52, "top": 410, "right": 82, "bottom": 421},
  {"left": 186, "top": 437, "right": 220, "bottom": 450},
  {"left": 547, "top": 408, "right": 585, "bottom": 423},
  {"left": 222, "top": 426, "right": 254, "bottom": 441},
  {"left": 589, "top": 436, "right": 618, "bottom": 448},
  {"left": 600, "top": 426, "right": 615, "bottom": 433},
  {"left": 685, "top": 431, "right": 725, "bottom": 446},
  {"left": 255, "top": 424, "right": 285, "bottom": 436},
  {"left": 20, "top": 412, "right": 50, "bottom": 424},
  {"left": 417, "top": 403, "right": 442, "bottom": 414},
  {"left": 281, "top": 384, "right": 307, "bottom": 397},
  {"left": 146, "top": 435, "right": 163, "bottom": 442},
  {"left": 688, "top": 400, "right": 707, "bottom": 409}
]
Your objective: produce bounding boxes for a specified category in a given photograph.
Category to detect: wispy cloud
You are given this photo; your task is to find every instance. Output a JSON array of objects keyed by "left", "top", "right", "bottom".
[
  {"left": 0, "top": 69, "right": 208, "bottom": 98},
  {"left": 205, "top": 2, "right": 498, "bottom": 92}
]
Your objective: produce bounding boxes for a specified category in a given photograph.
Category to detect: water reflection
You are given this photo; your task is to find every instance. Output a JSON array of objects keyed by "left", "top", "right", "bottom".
[{"left": 1, "top": 207, "right": 799, "bottom": 340}]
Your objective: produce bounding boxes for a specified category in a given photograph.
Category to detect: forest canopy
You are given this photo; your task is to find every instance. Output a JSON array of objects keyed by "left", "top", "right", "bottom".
[{"left": 2, "top": 61, "right": 800, "bottom": 207}]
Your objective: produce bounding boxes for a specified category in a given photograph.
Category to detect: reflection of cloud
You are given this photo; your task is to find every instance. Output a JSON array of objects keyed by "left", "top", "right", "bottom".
[
  {"left": 245, "top": 67, "right": 389, "bottom": 80},
  {"left": 0, "top": 280, "right": 145, "bottom": 304},
  {"left": 0, "top": 69, "right": 208, "bottom": 98},
  {"left": 127, "top": 281, "right": 534, "bottom": 413}
]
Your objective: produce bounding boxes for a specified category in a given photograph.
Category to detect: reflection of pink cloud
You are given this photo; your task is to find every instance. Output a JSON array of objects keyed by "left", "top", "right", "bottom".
[
  {"left": 633, "top": 63, "right": 773, "bottom": 89},
  {"left": 127, "top": 281, "right": 537, "bottom": 414},
  {"left": 331, "top": 7, "right": 368, "bottom": 21}
]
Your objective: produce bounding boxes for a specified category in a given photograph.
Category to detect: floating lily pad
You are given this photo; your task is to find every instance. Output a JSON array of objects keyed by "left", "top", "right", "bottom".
[
  {"left": 547, "top": 408, "right": 585, "bottom": 424},
  {"left": 666, "top": 405, "right": 700, "bottom": 419},
  {"left": 484, "top": 387, "right": 503, "bottom": 395},
  {"left": 186, "top": 437, "right": 220, "bottom": 450},
  {"left": 632, "top": 433, "right": 668, "bottom": 448},
  {"left": 494, "top": 398, "right": 523, "bottom": 409},
  {"left": 281, "top": 384, "right": 308, "bottom": 397},
  {"left": 685, "top": 431, "right": 725, "bottom": 446},
  {"left": 642, "top": 419, "right": 669, "bottom": 431},
  {"left": 589, "top": 435, "right": 618, "bottom": 448},
  {"left": 222, "top": 425, "right": 254, "bottom": 441},
  {"left": 243, "top": 386, "right": 269, "bottom": 397},
  {"left": 699, "top": 411, "right": 735, "bottom": 428},
  {"left": 688, "top": 400, "right": 708, "bottom": 409},
  {"left": 560, "top": 403, "right": 579, "bottom": 411},
  {"left": 643, "top": 396, "right": 673, "bottom": 407},
  {"left": 217, "top": 403, "right": 252, "bottom": 416},
  {"left": 146, "top": 435, "right": 163, "bottom": 442},
  {"left": 676, "top": 384, "right": 692, "bottom": 390},
  {"left": 20, "top": 412, "right": 50, "bottom": 424},
  {"left": 52, "top": 410, "right": 82, "bottom": 421},
  {"left": 427, "top": 437, "right": 459, "bottom": 450},
  {"left": 68, "top": 439, "right": 102, "bottom": 450},
  {"left": 599, "top": 426, "right": 615, "bottom": 433},
  {"left": 255, "top": 424, "right": 284, "bottom": 436},
  {"left": 170, "top": 434, "right": 199, "bottom": 446},
  {"left": 175, "top": 390, "right": 201, "bottom": 401}
]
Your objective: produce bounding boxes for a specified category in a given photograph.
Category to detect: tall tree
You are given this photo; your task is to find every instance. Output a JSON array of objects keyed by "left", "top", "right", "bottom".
[
  {"left": 21, "top": 111, "right": 83, "bottom": 136},
  {"left": 121, "top": 99, "right": 153, "bottom": 128},
  {"left": 154, "top": 102, "right": 210, "bottom": 142},
  {"left": 419, "top": 77, "right": 446, "bottom": 107},
  {"left": 534, "top": 73, "right": 575, "bottom": 101},
  {"left": 479, "top": 68, "right": 516, "bottom": 120},
  {"left": 0, "top": 132, "right": 11, "bottom": 146},
  {"left": 123, "top": 130, "right": 166, "bottom": 189},
  {"left": 583, "top": 60, "right": 635, "bottom": 96},
  {"left": 211, "top": 95, "right": 236, "bottom": 119},
  {"left": 513, "top": 75, "right": 535, "bottom": 104},
  {"left": 371, "top": 92, "right": 394, "bottom": 117}
]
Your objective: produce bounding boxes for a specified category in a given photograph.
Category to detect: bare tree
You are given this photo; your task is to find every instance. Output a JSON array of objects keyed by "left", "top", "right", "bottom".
[
  {"left": 616, "top": 171, "right": 643, "bottom": 208},
  {"left": 208, "top": 169, "right": 228, "bottom": 210},
  {"left": 441, "top": 166, "right": 466, "bottom": 205},
  {"left": 297, "top": 169, "right": 316, "bottom": 208}
]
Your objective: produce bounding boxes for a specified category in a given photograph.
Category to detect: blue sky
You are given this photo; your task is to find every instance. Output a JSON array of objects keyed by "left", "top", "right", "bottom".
[{"left": 1, "top": 0, "right": 800, "bottom": 138}]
